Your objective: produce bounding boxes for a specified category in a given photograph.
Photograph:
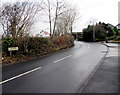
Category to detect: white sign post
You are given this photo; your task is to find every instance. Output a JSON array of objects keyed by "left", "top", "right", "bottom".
[{"left": 8, "top": 47, "right": 19, "bottom": 56}]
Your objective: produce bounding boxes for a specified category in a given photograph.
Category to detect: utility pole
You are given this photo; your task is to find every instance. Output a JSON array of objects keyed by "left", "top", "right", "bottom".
[
  {"left": 90, "top": 21, "right": 95, "bottom": 42},
  {"left": 93, "top": 24, "right": 95, "bottom": 42}
]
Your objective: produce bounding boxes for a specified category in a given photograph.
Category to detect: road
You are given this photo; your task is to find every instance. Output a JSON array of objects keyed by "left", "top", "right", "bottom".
[
  {"left": 1, "top": 41, "right": 107, "bottom": 93},
  {"left": 81, "top": 43, "right": 119, "bottom": 93}
]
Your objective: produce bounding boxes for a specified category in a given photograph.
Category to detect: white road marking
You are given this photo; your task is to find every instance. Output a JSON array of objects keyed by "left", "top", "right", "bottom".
[
  {"left": 88, "top": 44, "right": 90, "bottom": 48},
  {"left": 53, "top": 55, "right": 72, "bottom": 63},
  {"left": 0, "top": 67, "right": 42, "bottom": 84}
]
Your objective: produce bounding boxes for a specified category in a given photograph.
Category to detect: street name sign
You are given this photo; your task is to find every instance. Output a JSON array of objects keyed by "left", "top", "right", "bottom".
[{"left": 8, "top": 47, "right": 19, "bottom": 51}]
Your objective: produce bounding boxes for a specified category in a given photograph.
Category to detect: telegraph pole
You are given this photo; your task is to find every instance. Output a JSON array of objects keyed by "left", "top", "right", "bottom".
[
  {"left": 90, "top": 21, "right": 95, "bottom": 42},
  {"left": 93, "top": 24, "right": 95, "bottom": 41}
]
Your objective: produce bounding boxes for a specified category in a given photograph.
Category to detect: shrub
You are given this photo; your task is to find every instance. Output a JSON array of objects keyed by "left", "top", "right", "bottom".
[
  {"left": 2, "top": 35, "right": 74, "bottom": 57},
  {"left": 2, "top": 37, "right": 17, "bottom": 56},
  {"left": 107, "top": 36, "right": 117, "bottom": 40},
  {"left": 28, "top": 37, "right": 53, "bottom": 55},
  {"left": 111, "top": 41, "right": 120, "bottom": 43},
  {"left": 52, "top": 35, "right": 74, "bottom": 48}
]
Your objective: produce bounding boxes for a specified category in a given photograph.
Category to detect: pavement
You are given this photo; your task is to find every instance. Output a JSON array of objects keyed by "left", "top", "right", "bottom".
[
  {"left": 1, "top": 41, "right": 108, "bottom": 93},
  {"left": 80, "top": 43, "right": 120, "bottom": 93}
]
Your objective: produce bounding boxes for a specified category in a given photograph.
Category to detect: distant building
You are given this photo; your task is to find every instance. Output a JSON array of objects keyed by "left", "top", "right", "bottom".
[
  {"left": 118, "top": 24, "right": 120, "bottom": 30},
  {"left": 72, "top": 32, "right": 83, "bottom": 39},
  {"left": 36, "top": 30, "right": 50, "bottom": 37},
  {"left": 107, "top": 23, "right": 114, "bottom": 30}
]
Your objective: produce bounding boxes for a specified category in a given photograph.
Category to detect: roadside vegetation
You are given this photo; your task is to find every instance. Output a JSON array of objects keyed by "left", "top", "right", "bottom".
[
  {"left": 111, "top": 41, "right": 120, "bottom": 43},
  {"left": 0, "top": 1, "right": 76, "bottom": 65},
  {"left": 2, "top": 35, "right": 74, "bottom": 65},
  {"left": 82, "top": 22, "right": 119, "bottom": 42}
]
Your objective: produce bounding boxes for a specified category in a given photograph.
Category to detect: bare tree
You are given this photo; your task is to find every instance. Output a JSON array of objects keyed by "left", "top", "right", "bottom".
[
  {"left": 43, "top": 0, "right": 52, "bottom": 37},
  {"left": 42, "top": 0, "right": 69, "bottom": 38},
  {"left": 69, "top": 8, "right": 78, "bottom": 34},
  {"left": 56, "top": 7, "right": 78, "bottom": 35},
  {"left": 0, "top": 1, "right": 41, "bottom": 39},
  {"left": 0, "top": 1, "right": 42, "bottom": 53}
]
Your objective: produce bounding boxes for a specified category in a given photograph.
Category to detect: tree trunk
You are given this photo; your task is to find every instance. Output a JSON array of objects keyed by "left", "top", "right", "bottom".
[{"left": 52, "top": 2, "right": 58, "bottom": 39}]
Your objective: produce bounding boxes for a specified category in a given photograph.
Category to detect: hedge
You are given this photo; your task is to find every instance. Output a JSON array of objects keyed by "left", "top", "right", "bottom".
[{"left": 2, "top": 35, "right": 74, "bottom": 57}]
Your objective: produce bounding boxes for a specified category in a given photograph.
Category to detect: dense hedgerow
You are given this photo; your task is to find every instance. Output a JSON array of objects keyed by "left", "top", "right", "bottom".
[{"left": 2, "top": 35, "right": 74, "bottom": 57}]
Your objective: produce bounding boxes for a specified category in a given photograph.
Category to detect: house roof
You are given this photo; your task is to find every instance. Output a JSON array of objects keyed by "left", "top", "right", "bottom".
[
  {"left": 40, "top": 30, "right": 50, "bottom": 36},
  {"left": 44, "top": 31, "right": 49, "bottom": 35}
]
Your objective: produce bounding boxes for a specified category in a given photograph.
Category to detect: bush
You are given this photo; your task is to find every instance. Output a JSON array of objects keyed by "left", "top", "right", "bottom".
[
  {"left": 107, "top": 36, "right": 117, "bottom": 40},
  {"left": 52, "top": 35, "right": 74, "bottom": 49},
  {"left": 77, "top": 37, "right": 83, "bottom": 41},
  {"left": 111, "top": 41, "right": 120, "bottom": 43},
  {"left": 2, "top": 37, "right": 17, "bottom": 56},
  {"left": 2, "top": 35, "right": 74, "bottom": 57},
  {"left": 28, "top": 37, "right": 53, "bottom": 55}
]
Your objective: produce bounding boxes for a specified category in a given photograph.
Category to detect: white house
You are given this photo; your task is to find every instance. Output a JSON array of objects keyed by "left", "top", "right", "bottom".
[{"left": 36, "top": 30, "right": 50, "bottom": 37}]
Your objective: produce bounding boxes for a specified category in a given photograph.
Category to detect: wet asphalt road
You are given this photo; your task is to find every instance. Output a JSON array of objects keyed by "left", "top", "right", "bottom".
[
  {"left": 81, "top": 44, "right": 119, "bottom": 93},
  {"left": 2, "top": 41, "right": 107, "bottom": 93}
]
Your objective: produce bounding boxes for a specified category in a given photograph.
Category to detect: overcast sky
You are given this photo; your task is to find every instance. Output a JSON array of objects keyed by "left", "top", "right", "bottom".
[
  {"left": 69, "top": 0, "right": 119, "bottom": 31},
  {"left": 0, "top": 0, "right": 119, "bottom": 35}
]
